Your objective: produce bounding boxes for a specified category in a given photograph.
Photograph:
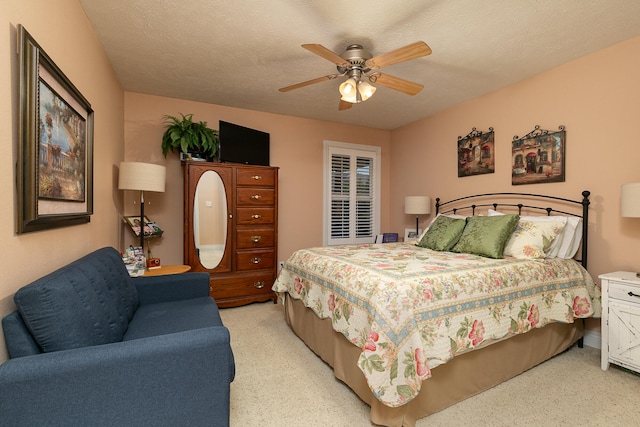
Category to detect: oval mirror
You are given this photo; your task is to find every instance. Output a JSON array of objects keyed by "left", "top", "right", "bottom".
[{"left": 194, "top": 170, "right": 227, "bottom": 269}]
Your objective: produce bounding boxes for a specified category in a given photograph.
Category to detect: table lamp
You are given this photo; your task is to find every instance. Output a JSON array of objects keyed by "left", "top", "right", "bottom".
[
  {"left": 405, "top": 196, "right": 431, "bottom": 236},
  {"left": 118, "top": 162, "right": 166, "bottom": 256},
  {"left": 621, "top": 182, "right": 640, "bottom": 277}
]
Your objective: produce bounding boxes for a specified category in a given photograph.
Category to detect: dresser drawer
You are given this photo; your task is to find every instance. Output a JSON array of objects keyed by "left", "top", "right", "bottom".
[
  {"left": 609, "top": 281, "right": 640, "bottom": 304},
  {"left": 237, "top": 188, "right": 275, "bottom": 206},
  {"left": 237, "top": 168, "right": 276, "bottom": 187},
  {"left": 236, "top": 249, "right": 275, "bottom": 271},
  {"left": 209, "top": 272, "right": 275, "bottom": 298},
  {"left": 236, "top": 228, "right": 275, "bottom": 249},
  {"left": 236, "top": 207, "right": 275, "bottom": 225}
]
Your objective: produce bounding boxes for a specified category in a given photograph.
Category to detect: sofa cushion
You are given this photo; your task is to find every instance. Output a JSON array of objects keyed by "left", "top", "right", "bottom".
[
  {"left": 14, "top": 247, "right": 139, "bottom": 353},
  {"left": 2, "top": 311, "right": 41, "bottom": 357},
  {"left": 123, "top": 297, "right": 223, "bottom": 341}
]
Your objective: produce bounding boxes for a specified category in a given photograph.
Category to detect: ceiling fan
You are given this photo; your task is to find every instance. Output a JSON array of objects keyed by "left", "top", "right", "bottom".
[{"left": 279, "top": 41, "right": 432, "bottom": 110}]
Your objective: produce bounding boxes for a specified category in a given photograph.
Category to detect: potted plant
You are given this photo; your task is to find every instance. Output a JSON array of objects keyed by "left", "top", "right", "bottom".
[{"left": 161, "top": 113, "right": 219, "bottom": 161}]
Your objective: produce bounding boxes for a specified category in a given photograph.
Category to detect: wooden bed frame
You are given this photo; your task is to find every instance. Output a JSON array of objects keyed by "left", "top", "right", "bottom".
[{"left": 283, "top": 191, "right": 591, "bottom": 427}]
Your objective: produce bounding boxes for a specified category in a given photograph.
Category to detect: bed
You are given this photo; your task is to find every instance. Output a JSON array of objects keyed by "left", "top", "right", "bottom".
[{"left": 272, "top": 191, "right": 601, "bottom": 427}]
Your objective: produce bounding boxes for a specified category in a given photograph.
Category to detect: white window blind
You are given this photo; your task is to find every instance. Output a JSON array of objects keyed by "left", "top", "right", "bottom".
[{"left": 324, "top": 141, "right": 380, "bottom": 245}]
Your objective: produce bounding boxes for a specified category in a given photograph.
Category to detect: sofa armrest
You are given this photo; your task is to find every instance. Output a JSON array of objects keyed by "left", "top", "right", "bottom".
[
  {"left": 134, "top": 271, "right": 211, "bottom": 305},
  {"left": 0, "top": 326, "right": 234, "bottom": 426}
]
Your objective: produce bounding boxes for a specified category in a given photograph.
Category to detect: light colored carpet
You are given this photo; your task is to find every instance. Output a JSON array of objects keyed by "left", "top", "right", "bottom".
[{"left": 220, "top": 301, "right": 640, "bottom": 427}]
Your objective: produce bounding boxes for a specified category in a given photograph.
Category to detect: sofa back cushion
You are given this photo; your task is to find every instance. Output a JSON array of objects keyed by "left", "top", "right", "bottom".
[{"left": 13, "top": 247, "right": 139, "bottom": 353}]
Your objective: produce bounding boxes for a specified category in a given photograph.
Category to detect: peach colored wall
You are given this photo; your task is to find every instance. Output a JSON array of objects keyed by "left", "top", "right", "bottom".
[
  {"left": 390, "top": 36, "right": 640, "bottom": 333},
  {"left": 123, "top": 93, "right": 392, "bottom": 266},
  {"left": 0, "top": 0, "right": 125, "bottom": 361}
]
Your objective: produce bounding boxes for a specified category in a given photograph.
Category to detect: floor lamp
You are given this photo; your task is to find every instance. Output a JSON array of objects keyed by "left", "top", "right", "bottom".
[
  {"left": 621, "top": 182, "right": 640, "bottom": 277},
  {"left": 118, "top": 162, "right": 166, "bottom": 257},
  {"left": 405, "top": 196, "right": 431, "bottom": 236}
]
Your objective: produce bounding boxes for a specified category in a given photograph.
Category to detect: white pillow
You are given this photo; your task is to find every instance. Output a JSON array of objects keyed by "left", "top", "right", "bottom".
[
  {"left": 504, "top": 220, "right": 566, "bottom": 259},
  {"left": 488, "top": 209, "right": 583, "bottom": 258},
  {"left": 557, "top": 217, "right": 582, "bottom": 259}
]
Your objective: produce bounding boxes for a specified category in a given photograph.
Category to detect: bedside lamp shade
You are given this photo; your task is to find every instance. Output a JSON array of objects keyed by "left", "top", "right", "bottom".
[
  {"left": 405, "top": 196, "right": 431, "bottom": 236},
  {"left": 405, "top": 196, "right": 431, "bottom": 215},
  {"left": 119, "top": 162, "right": 166, "bottom": 254},
  {"left": 621, "top": 182, "right": 640, "bottom": 218}
]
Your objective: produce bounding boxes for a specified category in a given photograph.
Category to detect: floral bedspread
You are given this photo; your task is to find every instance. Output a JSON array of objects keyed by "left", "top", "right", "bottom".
[{"left": 272, "top": 243, "right": 601, "bottom": 408}]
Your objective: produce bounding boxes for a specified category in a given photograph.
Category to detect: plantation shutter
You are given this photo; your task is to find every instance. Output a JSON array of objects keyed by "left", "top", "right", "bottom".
[{"left": 326, "top": 144, "right": 378, "bottom": 245}]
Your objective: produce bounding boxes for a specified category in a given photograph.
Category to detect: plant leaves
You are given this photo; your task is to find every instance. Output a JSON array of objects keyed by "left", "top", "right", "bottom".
[{"left": 161, "top": 113, "right": 219, "bottom": 158}]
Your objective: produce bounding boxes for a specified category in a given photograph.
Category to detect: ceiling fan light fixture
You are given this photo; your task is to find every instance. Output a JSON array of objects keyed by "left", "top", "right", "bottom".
[
  {"left": 357, "top": 80, "right": 376, "bottom": 101},
  {"left": 339, "top": 77, "right": 376, "bottom": 104},
  {"left": 339, "top": 77, "right": 357, "bottom": 96},
  {"left": 340, "top": 93, "right": 357, "bottom": 103}
]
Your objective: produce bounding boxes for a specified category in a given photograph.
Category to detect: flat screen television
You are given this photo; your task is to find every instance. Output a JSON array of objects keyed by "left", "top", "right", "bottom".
[{"left": 218, "top": 120, "right": 270, "bottom": 166}]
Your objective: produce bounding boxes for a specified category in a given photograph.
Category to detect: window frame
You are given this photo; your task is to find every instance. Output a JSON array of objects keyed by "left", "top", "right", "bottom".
[{"left": 322, "top": 140, "right": 381, "bottom": 246}]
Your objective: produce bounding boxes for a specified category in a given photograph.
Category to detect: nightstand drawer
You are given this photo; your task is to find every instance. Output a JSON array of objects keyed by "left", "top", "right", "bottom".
[
  {"left": 600, "top": 271, "right": 640, "bottom": 374},
  {"left": 609, "top": 282, "right": 640, "bottom": 304}
]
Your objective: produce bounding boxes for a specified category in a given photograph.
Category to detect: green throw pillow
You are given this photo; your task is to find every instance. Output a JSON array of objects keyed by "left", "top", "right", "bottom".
[
  {"left": 451, "top": 214, "right": 520, "bottom": 258},
  {"left": 417, "top": 215, "right": 467, "bottom": 251}
]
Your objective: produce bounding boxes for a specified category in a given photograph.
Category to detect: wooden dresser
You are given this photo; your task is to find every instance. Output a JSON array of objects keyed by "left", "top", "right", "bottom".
[{"left": 183, "top": 162, "right": 278, "bottom": 308}]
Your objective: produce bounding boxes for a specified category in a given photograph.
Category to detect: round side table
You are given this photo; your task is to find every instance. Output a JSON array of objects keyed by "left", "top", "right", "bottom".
[{"left": 142, "top": 265, "right": 191, "bottom": 276}]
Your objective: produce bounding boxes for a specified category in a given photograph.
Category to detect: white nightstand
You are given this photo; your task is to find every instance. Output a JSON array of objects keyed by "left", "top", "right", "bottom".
[{"left": 599, "top": 271, "right": 640, "bottom": 373}]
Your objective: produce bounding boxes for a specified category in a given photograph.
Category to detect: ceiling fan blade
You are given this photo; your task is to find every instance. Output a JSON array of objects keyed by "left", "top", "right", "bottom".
[
  {"left": 279, "top": 74, "right": 339, "bottom": 92},
  {"left": 365, "top": 41, "right": 432, "bottom": 70},
  {"left": 370, "top": 73, "right": 424, "bottom": 96},
  {"left": 338, "top": 99, "right": 353, "bottom": 111},
  {"left": 302, "top": 44, "right": 349, "bottom": 67}
]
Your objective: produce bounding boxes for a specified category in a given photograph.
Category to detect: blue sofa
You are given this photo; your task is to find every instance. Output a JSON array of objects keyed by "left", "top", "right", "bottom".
[{"left": 0, "top": 247, "right": 235, "bottom": 426}]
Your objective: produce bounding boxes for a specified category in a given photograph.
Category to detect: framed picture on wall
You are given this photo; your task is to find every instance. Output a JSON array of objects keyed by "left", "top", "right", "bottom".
[
  {"left": 16, "top": 25, "right": 94, "bottom": 233},
  {"left": 457, "top": 127, "right": 495, "bottom": 177},
  {"left": 512, "top": 125, "right": 565, "bottom": 185}
]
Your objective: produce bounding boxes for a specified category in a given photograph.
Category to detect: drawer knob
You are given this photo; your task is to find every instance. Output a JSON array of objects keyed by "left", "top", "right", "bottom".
[
  {"left": 251, "top": 256, "right": 262, "bottom": 264},
  {"left": 251, "top": 235, "right": 262, "bottom": 243},
  {"left": 251, "top": 194, "right": 261, "bottom": 200},
  {"left": 628, "top": 291, "right": 640, "bottom": 298},
  {"left": 252, "top": 214, "right": 262, "bottom": 219},
  {"left": 209, "top": 286, "right": 213, "bottom": 292},
  {"left": 254, "top": 281, "right": 265, "bottom": 289},
  {"left": 251, "top": 175, "right": 262, "bottom": 180}
]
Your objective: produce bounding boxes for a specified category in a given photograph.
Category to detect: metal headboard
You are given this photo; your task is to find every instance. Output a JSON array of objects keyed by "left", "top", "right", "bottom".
[{"left": 435, "top": 191, "right": 591, "bottom": 268}]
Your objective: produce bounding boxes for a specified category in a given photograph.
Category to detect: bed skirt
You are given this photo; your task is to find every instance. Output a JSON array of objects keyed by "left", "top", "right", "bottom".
[{"left": 284, "top": 294, "right": 583, "bottom": 427}]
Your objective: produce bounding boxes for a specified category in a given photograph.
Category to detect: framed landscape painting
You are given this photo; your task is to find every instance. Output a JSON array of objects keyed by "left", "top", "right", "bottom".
[{"left": 17, "top": 25, "right": 94, "bottom": 233}]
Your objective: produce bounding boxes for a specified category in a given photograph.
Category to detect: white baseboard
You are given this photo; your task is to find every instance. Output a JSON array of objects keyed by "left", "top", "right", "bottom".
[{"left": 583, "top": 330, "right": 601, "bottom": 349}]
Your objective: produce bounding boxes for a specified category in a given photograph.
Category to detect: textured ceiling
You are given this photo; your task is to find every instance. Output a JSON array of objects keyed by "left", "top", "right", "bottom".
[{"left": 79, "top": 0, "right": 640, "bottom": 130}]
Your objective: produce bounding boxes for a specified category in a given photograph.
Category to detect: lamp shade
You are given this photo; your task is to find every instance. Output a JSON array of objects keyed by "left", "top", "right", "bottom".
[
  {"left": 621, "top": 182, "right": 640, "bottom": 218},
  {"left": 358, "top": 80, "right": 376, "bottom": 101},
  {"left": 118, "top": 162, "right": 166, "bottom": 193},
  {"left": 339, "top": 78, "right": 357, "bottom": 100},
  {"left": 404, "top": 196, "right": 431, "bottom": 215}
]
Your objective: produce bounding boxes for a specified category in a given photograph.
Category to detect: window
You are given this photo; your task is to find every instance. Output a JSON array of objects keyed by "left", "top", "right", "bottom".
[{"left": 323, "top": 141, "right": 380, "bottom": 245}]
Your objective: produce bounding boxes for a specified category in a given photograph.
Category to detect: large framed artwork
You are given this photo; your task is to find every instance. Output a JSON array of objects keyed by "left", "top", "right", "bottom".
[
  {"left": 17, "top": 25, "right": 94, "bottom": 233},
  {"left": 457, "top": 127, "right": 495, "bottom": 177},
  {"left": 512, "top": 125, "right": 565, "bottom": 185}
]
